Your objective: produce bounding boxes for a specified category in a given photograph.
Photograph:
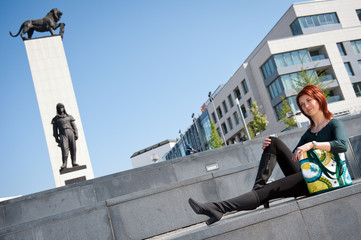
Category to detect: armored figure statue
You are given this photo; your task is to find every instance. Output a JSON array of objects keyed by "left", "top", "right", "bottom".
[
  {"left": 51, "top": 103, "right": 78, "bottom": 171},
  {"left": 9, "top": 8, "right": 65, "bottom": 40}
]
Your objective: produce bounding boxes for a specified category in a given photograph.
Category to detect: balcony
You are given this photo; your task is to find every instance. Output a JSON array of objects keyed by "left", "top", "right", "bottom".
[{"left": 311, "top": 54, "right": 326, "bottom": 61}]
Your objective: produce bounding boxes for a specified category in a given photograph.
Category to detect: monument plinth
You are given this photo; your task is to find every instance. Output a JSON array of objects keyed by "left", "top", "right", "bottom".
[{"left": 24, "top": 35, "right": 94, "bottom": 186}]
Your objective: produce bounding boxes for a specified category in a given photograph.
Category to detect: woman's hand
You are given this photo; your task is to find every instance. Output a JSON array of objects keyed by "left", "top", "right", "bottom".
[
  {"left": 262, "top": 136, "right": 272, "bottom": 150},
  {"left": 292, "top": 142, "right": 313, "bottom": 162}
]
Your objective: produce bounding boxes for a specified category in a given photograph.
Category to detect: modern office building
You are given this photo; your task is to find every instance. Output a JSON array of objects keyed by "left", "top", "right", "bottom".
[
  {"left": 204, "top": 0, "right": 361, "bottom": 145},
  {"left": 164, "top": 0, "right": 361, "bottom": 160}
]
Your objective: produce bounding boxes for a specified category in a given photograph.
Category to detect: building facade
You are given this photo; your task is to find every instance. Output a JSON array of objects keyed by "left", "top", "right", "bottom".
[
  {"left": 131, "top": 140, "right": 176, "bottom": 168},
  {"left": 205, "top": 0, "right": 361, "bottom": 145}
]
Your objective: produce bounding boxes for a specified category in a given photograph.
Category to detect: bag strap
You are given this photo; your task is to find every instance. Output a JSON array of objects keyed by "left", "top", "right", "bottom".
[{"left": 307, "top": 150, "right": 336, "bottom": 179}]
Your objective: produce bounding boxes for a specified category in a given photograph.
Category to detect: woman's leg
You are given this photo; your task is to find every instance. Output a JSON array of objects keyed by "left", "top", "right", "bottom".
[
  {"left": 253, "top": 137, "right": 300, "bottom": 190},
  {"left": 189, "top": 172, "right": 308, "bottom": 225}
]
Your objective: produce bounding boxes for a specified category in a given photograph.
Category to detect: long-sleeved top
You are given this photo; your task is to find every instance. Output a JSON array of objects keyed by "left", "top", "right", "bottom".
[{"left": 293, "top": 118, "right": 348, "bottom": 154}]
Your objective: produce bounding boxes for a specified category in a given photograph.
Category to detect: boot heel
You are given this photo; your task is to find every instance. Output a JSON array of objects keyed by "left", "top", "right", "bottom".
[
  {"left": 206, "top": 216, "right": 218, "bottom": 225},
  {"left": 264, "top": 201, "right": 270, "bottom": 209}
]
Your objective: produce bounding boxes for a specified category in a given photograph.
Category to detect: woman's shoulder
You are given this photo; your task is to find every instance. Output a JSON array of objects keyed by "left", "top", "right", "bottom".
[{"left": 329, "top": 118, "right": 343, "bottom": 126}]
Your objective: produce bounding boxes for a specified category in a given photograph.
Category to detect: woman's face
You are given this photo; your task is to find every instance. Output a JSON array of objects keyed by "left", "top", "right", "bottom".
[{"left": 298, "top": 94, "right": 320, "bottom": 117}]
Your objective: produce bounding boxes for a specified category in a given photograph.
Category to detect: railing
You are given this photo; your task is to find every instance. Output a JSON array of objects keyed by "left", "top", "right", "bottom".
[{"left": 311, "top": 54, "right": 326, "bottom": 61}]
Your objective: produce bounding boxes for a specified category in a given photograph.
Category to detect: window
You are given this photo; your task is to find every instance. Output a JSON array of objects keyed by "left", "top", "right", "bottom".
[
  {"left": 211, "top": 112, "right": 217, "bottom": 123},
  {"left": 221, "top": 123, "right": 228, "bottom": 134},
  {"left": 227, "top": 117, "right": 233, "bottom": 130},
  {"left": 234, "top": 87, "right": 242, "bottom": 100},
  {"left": 291, "top": 13, "right": 339, "bottom": 35},
  {"left": 273, "top": 49, "right": 311, "bottom": 68},
  {"left": 357, "top": 10, "right": 361, "bottom": 21},
  {"left": 217, "top": 107, "right": 223, "bottom": 118},
  {"left": 353, "top": 82, "right": 361, "bottom": 97},
  {"left": 337, "top": 43, "right": 346, "bottom": 56},
  {"left": 261, "top": 58, "right": 276, "bottom": 79},
  {"left": 351, "top": 40, "right": 361, "bottom": 54},
  {"left": 344, "top": 62, "right": 354, "bottom": 76},
  {"left": 233, "top": 112, "right": 240, "bottom": 125},
  {"left": 268, "top": 78, "right": 284, "bottom": 99},
  {"left": 222, "top": 101, "right": 228, "bottom": 113},
  {"left": 241, "top": 104, "right": 248, "bottom": 118},
  {"left": 247, "top": 98, "right": 253, "bottom": 108},
  {"left": 228, "top": 94, "right": 234, "bottom": 108},
  {"left": 241, "top": 79, "right": 249, "bottom": 94}
]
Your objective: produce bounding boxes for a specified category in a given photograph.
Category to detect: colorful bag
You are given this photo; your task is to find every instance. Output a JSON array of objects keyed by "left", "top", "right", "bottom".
[{"left": 299, "top": 149, "right": 352, "bottom": 195}]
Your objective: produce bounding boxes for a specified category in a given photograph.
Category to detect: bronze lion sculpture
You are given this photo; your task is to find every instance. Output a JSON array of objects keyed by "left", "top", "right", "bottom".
[{"left": 10, "top": 8, "right": 65, "bottom": 40}]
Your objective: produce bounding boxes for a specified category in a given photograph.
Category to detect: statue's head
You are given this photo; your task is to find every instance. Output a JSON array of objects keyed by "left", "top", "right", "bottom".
[
  {"left": 56, "top": 103, "right": 67, "bottom": 115},
  {"left": 50, "top": 8, "right": 63, "bottom": 22}
]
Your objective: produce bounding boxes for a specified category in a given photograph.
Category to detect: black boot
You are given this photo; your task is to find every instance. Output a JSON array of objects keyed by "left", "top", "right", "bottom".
[
  {"left": 252, "top": 153, "right": 277, "bottom": 208},
  {"left": 189, "top": 198, "right": 223, "bottom": 225},
  {"left": 189, "top": 191, "right": 260, "bottom": 225}
]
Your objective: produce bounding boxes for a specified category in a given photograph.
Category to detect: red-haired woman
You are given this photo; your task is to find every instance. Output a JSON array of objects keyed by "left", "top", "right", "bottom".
[{"left": 188, "top": 84, "right": 348, "bottom": 225}]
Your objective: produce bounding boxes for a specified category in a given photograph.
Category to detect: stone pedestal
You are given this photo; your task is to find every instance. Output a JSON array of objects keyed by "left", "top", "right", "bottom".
[{"left": 24, "top": 36, "right": 94, "bottom": 187}]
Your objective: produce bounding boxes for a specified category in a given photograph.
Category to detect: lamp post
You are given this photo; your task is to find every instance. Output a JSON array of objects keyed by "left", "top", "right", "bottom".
[
  {"left": 179, "top": 130, "right": 186, "bottom": 155},
  {"left": 191, "top": 113, "right": 203, "bottom": 151},
  {"left": 208, "top": 92, "right": 227, "bottom": 146},
  {"left": 235, "top": 98, "right": 251, "bottom": 141}
]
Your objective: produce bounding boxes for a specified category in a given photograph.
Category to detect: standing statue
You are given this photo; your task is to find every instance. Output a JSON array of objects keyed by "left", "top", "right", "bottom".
[
  {"left": 9, "top": 8, "right": 65, "bottom": 40},
  {"left": 51, "top": 103, "right": 79, "bottom": 171}
]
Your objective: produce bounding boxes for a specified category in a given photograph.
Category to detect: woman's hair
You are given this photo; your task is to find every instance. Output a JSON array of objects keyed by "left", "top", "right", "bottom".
[{"left": 296, "top": 84, "right": 333, "bottom": 129}]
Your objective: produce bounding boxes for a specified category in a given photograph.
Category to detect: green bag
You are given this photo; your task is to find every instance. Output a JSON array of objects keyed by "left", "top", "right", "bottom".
[{"left": 299, "top": 149, "right": 352, "bottom": 195}]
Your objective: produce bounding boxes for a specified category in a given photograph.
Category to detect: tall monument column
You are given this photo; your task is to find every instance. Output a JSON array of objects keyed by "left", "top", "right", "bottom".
[{"left": 24, "top": 36, "right": 94, "bottom": 187}]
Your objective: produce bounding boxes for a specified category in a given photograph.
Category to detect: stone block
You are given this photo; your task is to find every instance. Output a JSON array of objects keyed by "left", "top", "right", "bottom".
[
  {"left": 0, "top": 207, "right": 113, "bottom": 240},
  {"left": 107, "top": 178, "right": 218, "bottom": 240},
  {"left": 3, "top": 184, "right": 96, "bottom": 227},
  {"left": 300, "top": 193, "right": 361, "bottom": 239},
  {"left": 93, "top": 162, "right": 177, "bottom": 201}
]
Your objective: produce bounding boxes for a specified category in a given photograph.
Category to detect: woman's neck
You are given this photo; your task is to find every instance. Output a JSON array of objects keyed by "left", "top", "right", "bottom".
[{"left": 311, "top": 112, "right": 329, "bottom": 130}]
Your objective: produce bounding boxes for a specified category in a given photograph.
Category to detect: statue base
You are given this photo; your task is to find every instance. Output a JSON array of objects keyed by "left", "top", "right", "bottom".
[{"left": 59, "top": 165, "right": 87, "bottom": 174}]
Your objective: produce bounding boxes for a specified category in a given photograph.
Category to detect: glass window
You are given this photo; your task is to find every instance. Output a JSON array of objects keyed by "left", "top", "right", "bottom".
[
  {"left": 211, "top": 112, "right": 217, "bottom": 123},
  {"left": 234, "top": 87, "right": 242, "bottom": 100},
  {"left": 353, "top": 82, "right": 361, "bottom": 97},
  {"left": 247, "top": 98, "right": 252, "bottom": 108},
  {"left": 241, "top": 104, "right": 248, "bottom": 118},
  {"left": 217, "top": 107, "right": 223, "bottom": 118},
  {"left": 357, "top": 10, "right": 361, "bottom": 21},
  {"left": 312, "top": 16, "right": 320, "bottom": 26},
  {"left": 241, "top": 79, "right": 249, "bottom": 94},
  {"left": 319, "top": 14, "right": 326, "bottom": 24},
  {"left": 222, "top": 101, "right": 228, "bottom": 113},
  {"left": 337, "top": 42, "right": 346, "bottom": 56},
  {"left": 344, "top": 62, "right": 354, "bottom": 76},
  {"left": 233, "top": 112, "right": 240, "bottom": 125},
  {"left": 291, "top": 19, "right": 302, "bottom": 35},
  {"left": 274, "top": 55, "right": 286, "bottom": 68},
  {"left": 221, "top": 122, "right": 228, "bottom": 134},
  {"left": 305, "top": 16, "right": 314, "bottom": 27},
  {"left": 227, "top": 117, "right": 233, "bottom": 130},
  {"left": 228, "top": 94, "right": 234, "bottom": 108},
  {"left": 261, "top": 58, "right": 277, "bottom": 79},
  {"left": 351, "top": 40, "right": 361, "bottom": 54},
  {"left": 325, "top": 13, "right": 333, "bottom": 24},
  {"left": 291, "top": 51, "right": 302, "bottom": 65},
  {"left": 331, "top": 13, "right": 339, "bottom": 23}
]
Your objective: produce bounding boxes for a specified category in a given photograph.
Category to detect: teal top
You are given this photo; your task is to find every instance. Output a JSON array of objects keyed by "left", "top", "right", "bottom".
[{"left": 293, "top": 118, "right": 348, "bottom": 154}]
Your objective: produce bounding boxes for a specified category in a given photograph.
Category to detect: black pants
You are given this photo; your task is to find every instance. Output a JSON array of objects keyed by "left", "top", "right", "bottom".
[{"left": 254, "top": 137, "right": 309, "bottom": 205}]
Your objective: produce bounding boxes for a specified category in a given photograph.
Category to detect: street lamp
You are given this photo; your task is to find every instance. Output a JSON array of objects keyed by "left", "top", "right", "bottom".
[
  {"left": 234, "top": 98, "right": 251, "bottom": 141},
  {"left": 192, "top": 113, "right": 203, "bottom": 151},
  {"left": 208, "top": 92, "right": 227, "bottom": 146}
]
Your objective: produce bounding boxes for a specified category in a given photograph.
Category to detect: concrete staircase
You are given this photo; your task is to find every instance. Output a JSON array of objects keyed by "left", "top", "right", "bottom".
[{"left": 1, "top": 114, "right": 361, "bottom": 240}]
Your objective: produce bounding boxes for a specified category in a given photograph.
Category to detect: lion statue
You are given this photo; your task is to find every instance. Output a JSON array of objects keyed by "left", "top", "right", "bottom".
[{"left": 9, "top": 8, "right": 65, "bottom": 40}]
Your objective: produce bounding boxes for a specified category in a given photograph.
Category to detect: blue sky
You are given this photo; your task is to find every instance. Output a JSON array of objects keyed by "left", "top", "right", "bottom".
[{"left": 0, "top": 0, "right": 300, "bottom": 198}]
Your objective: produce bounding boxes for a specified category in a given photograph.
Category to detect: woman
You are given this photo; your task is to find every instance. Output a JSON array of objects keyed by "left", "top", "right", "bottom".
[{"left": 188, "top": 85, "right": 348, "bottom": 225}]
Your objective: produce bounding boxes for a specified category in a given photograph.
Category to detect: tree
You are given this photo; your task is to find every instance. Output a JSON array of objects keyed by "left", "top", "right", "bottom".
[
  {"left": 249, "top": 101, "right": 268, "bottom": 136},
  {"left": 279, "top": 96, "right": 297, "bottom": 129},
  {"left": 292, "top": 66, "right": 332, "bottom": 98},
  {"left": 209, "top": 120, "right": 224, "bottom": 149}
]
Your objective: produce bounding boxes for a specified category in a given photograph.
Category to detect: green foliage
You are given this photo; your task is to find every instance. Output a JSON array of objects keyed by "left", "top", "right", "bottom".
[
  {"left": 279, "top": 96, "right": 297, "bottom": 129},
  {"left": 292, "top": 66, "right": 332, "bottom": 98},
  {"left": 209, "top": 120, "right": 224, "bottom": 149},
  {"left": 246, "top": 124, "right": 255, "bottom": 139},
  {"left": 249, "top": 101, "right": 268, "bottom": 136}
]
